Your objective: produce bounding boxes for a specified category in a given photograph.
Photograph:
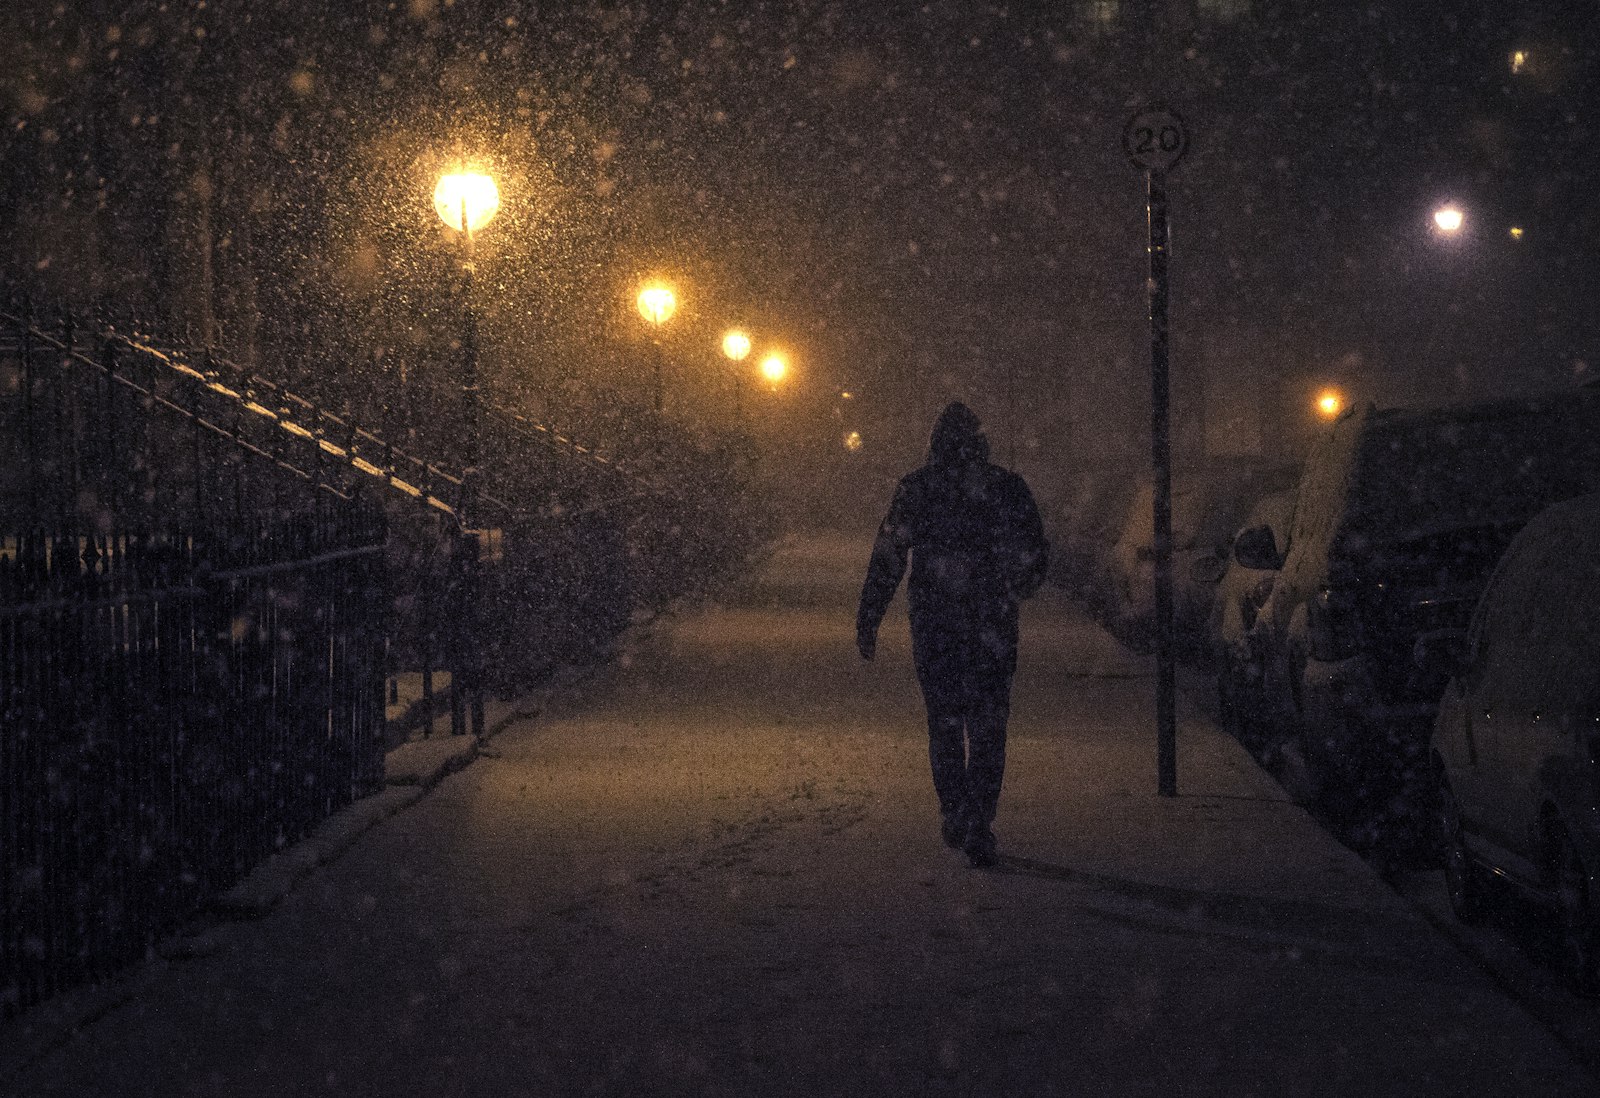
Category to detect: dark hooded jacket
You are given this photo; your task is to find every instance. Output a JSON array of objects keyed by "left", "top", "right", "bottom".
[{"left": 857, "top": 403, "right": 1049, "bottom": 661}]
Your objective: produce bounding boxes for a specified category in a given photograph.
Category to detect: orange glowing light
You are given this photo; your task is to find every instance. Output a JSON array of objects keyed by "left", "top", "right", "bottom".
[
  {"left": 433, "top": 171, "right": 500, "bottom": 234},
  {"left": 636, "top": 284, "right": 678, "bottom": 327}
]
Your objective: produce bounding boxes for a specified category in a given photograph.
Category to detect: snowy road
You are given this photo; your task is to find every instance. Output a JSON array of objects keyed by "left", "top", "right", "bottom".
[{"left": 5, "top": 531, "right": 1595, "bottom": 1096}]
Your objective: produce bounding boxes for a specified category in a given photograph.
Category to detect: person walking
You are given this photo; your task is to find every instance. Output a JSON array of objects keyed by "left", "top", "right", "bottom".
[{"left": 856, "top": 401, "right": 1049, "bottom": 867}]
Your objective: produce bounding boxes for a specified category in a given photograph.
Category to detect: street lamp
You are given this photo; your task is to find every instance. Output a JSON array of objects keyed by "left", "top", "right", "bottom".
[
  {"left": 721, "top": 328, "right": 751, "bottom": 424},
  {"left": 636, "top": 282, "right": 678, "bottom": 414},
  {"left": 759, "top": 352, "right": 788, "bottom": 387},
  {"left": 433, "top": 172, "right": 501, "bottom": 236},
  {"left": 1314, "top": 387, "right": 1345, "bottom": 420},
  {"left": 432, "top": 168, "right": 501, "bottom": 486},
  {"left": 432, "top": 165, "right": 500, "bottom": 741},
  {"left": 1433, "top": 205, "right": 1464, "bottom": 235}
]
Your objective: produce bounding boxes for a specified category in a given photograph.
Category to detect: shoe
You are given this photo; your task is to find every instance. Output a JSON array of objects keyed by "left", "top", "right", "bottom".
[{"left": 964, "top": 821, "right": 997, "bottom": 868}]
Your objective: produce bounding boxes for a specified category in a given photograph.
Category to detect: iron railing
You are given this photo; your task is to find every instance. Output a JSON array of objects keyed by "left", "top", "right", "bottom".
[
  {"left": 0, "top": 301, "right": 391, "bottom": 1015},
  {"left": 0, "top": 299, "right": 768, "bottom": 1018}
]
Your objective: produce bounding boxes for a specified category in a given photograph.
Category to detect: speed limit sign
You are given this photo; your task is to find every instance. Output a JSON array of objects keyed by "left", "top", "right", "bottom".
[
  {"left": 1122, "top": 103, "right": 1188, "bottom": 797},
  {"left": 1122, "top": 107, "right": 1190, "bottom": 173}
]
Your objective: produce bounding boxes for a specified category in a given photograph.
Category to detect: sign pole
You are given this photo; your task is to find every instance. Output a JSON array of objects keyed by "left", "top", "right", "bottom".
[
  {"left": 1123, "top": 105, "right": 1188, "bottom": 798},
  {"left": 1147, "top": 167, "right": 1177, "bottom": 798}
]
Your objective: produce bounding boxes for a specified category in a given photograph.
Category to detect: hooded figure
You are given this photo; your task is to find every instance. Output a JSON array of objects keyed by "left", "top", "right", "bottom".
[{"left": 857, "top": 401, "right": 1049, "bottom": 866}]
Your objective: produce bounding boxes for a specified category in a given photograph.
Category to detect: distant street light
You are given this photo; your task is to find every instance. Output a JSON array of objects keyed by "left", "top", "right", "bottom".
[
  {"left": 721, "top": 328, "right": 752, "bottom": 424},
  {"left": 843, "top": 430, "right": 864, "bottom": 452},
  {"left": 759, "top": 352, "right": 788, "bottom": 386},
  {"left": 1315, "top": 387, "right": 1345, "bottom": 420},
  {"left": 636, "top": 282, "right": 678, "bottom": 414},
  {"left": 1433, "top": 205, "right": 1465, "bottom": 234}
]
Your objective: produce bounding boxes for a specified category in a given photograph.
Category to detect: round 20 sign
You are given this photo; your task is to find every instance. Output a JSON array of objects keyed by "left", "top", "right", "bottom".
[{"left": 1122, "top": 107, "right": 1190, "bottom": 173}]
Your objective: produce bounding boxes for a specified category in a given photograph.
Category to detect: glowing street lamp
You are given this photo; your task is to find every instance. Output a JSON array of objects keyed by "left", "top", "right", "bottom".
[
  {"left": 1433, "top": 205, "right": 1464, "bottom": 234},
  {"left": 721, "top": 329, "right": 752, "bottom": 424},
  {"left": 433, "top": 171, "right": 501, "bottom": 237},
  {"left": 636, "top": 284, "right": 678, "bottom": 327},
  {"left": 636, "top": 282, "right": 678, "bottom": 414},
  {"left": 1315, "top": 387, "right": 1345, "bottom": 421},
  {"left": 721, "top": 329, "right": 751, "bottom": 363},
  {"left": 843, "top": 430, "right": 864, "bottom": 452},
  {"left": 759, "top": 352, "right": 789, "bottom": 386}
]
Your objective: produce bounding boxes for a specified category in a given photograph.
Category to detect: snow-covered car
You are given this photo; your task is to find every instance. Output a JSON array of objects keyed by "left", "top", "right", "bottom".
[
  {"left": 1248, "top": 391, "right": 1600, "bottom": 819},
  {"left": 1051, "top": 466, "right": 1138, "bottom": 616},
  {"left": 1429, "top": 492, "right": 1600, "bottom": 995},
  {"left": 1209, "top": 487, "right": 1297, "bottom": 745},
  {"left": 1102, "top": 459, "right": 1298, "bottom": 663}
]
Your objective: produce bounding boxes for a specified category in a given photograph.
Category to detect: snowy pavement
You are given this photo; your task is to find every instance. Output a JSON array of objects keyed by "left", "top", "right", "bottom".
[{"left": 4, "top": 531, "right": 1595, "bottom": 1096}]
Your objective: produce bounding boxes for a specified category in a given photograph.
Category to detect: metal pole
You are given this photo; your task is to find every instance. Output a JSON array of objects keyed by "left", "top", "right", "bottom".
[
  {"left": 1147, "top": 167, "right": 1177, "bottom": 798},
  {"left": 455, "top": 198, "right": 484, "bottom": 739},
  {"left": 19, "top": 299, "right": 39, "bottom": 528},
  {"left": 460, "top": 204, "right": 481, "bottom": 494},
  {"left": 652, "top": 341, "right": 664, "bottom": 416}
]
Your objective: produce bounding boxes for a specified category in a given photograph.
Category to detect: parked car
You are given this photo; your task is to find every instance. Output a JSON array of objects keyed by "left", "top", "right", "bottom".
[
  {"left": 1429, "top": 492, "right": 1600, "bottom": 995},
  {"left": 1052, "top": 466, "right": 1137, "bottom": 615},
  {"left": 1103, "top": 459, "right": 1299, "bottom": 662},
  {"left": 1246, "top": 391, "right": 1600, "bottom": 819},
  {"left": 1209, "top": 487, "right": 1297, "bottom": 745}
]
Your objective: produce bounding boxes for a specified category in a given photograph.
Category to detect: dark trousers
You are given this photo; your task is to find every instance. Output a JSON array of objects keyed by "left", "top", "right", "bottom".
[{"left": 912, "top": 614, "right": 1016, "bottom": 828}]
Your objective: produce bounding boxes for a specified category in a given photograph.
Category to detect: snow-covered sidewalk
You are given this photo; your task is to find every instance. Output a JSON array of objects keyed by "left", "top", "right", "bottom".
[{"left": 3, "top": 531, "right": 1592, "bottom": 1096}]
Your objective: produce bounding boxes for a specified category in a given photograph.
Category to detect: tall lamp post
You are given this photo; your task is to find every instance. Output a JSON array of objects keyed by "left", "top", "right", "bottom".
[
  {"left": 721, "top": 328, "right": 752, "bottom": 425},
  {"left": 432, "top": 169, "right": 501, "bottom": 492},
  {"left": 1426, "top": 202, "right": 1467, "bottom": 396},
  {"left": 636, "top": 282, "right": 678, "bottom": 415},
  {"left": 432, "top": 167, "right": 500, "bottom": 739}
]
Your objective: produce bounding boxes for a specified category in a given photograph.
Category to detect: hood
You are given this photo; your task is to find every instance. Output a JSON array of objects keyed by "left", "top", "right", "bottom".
[{"left": 929, "top": 401, "right": 989, "bottom": 467}]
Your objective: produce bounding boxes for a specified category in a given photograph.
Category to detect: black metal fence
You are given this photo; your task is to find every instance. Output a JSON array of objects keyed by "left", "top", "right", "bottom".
[
  {"left": 0, "top": 299, "right": 770, "bottom": 1017},
  {"left": 0, "top": 306, "right": 389, "bottom": 1017}
]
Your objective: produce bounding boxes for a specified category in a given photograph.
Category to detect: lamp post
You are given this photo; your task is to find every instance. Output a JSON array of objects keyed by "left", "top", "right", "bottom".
[
  {"left": 432, "top": 167, "right": 499, "bottom": 740},
  {"left": 721, "top": 328, "right": 752, "bottom": 425},
  {"left": 1425, "top": 202, "right": 1469, "bottom": 395},
  {"left": 636, "top": 283, "right": 678, "bottom": 415},
  {"left": 433, "top": 169, "right": 501, "bottom": 492}
]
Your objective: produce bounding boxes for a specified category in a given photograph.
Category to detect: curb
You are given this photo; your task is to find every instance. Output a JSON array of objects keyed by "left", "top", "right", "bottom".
[
  {"left": 210, "top": 693, "right": 537, "bottom": 921},
  {"left": 210, "top": 786, "right": 427, "bottom": 919}
]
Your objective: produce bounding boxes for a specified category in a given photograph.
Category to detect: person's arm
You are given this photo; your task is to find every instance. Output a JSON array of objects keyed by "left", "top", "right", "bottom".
[{"left": 857, "top": 481, "right": 914, "bottom": 659}]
